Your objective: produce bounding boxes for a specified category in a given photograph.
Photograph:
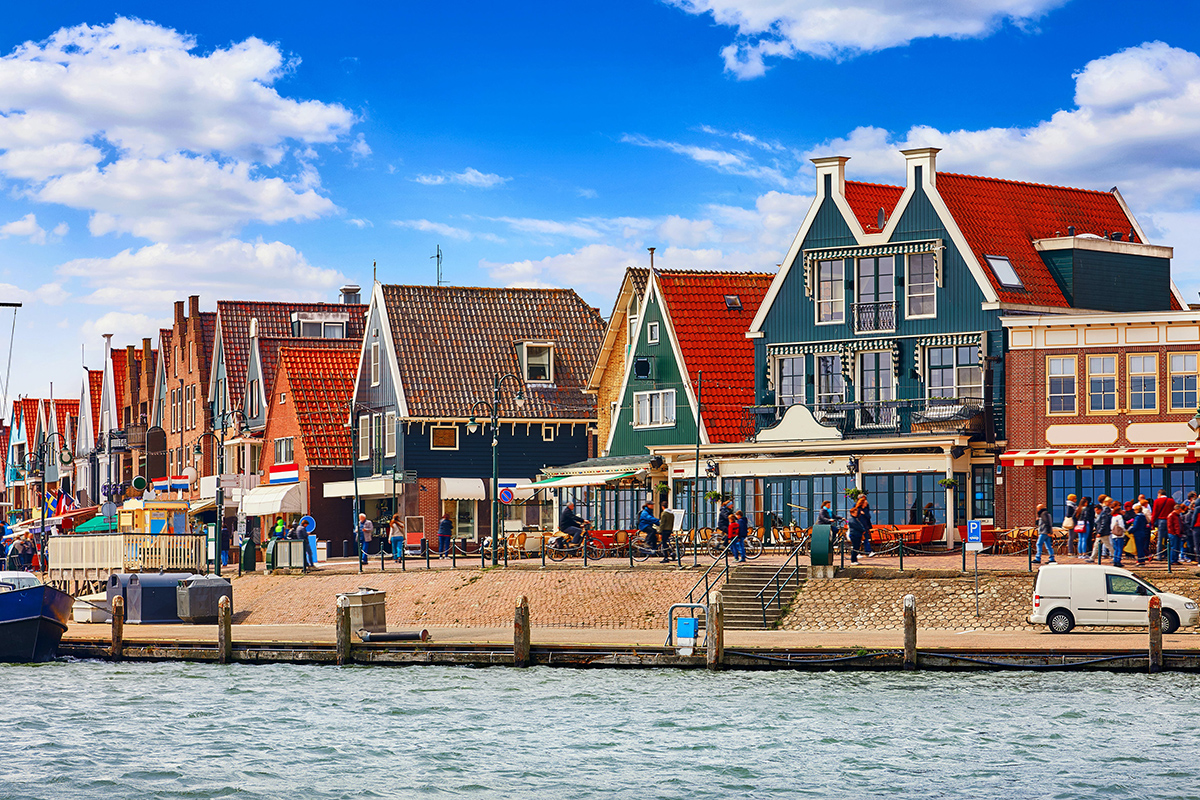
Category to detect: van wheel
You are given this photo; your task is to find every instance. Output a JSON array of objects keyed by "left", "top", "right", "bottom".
[
  {"left": 1047, "top": 609, "right": 1074, "bottom": 634},
  {"left": 1160, "top": 609, "right": 1180, "bottom": 635}
]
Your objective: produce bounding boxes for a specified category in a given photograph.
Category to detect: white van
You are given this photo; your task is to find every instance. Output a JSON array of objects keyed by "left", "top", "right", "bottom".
[{"left": 1029, "top": 564, "right": 1198, "bottom": 634}]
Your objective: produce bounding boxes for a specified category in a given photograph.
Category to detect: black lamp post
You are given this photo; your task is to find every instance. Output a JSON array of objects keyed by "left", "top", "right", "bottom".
[
  {"left": 193, "top": 404, "right": 241, "bottom": 577},
  {"left": 467, "top": 374, "right": 525, "bottom": 565},
  {"left": 22, "top": 431, "right": 71, "bottom": 573}
]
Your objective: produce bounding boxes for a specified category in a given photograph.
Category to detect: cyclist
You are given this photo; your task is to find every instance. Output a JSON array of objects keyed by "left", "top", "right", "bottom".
[
  {"left": 638, "top": 501, "right": 660, "bottom": 553},
  {"left": 559, "top": 501, "right": 589, "bottom": 547}
]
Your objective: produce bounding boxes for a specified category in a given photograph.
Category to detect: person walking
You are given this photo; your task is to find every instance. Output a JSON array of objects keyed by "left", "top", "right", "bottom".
[
  {"left": 1129, "top": 504, "right": 1151, "bottom": 566},
  {"left": 658, "top": 502, "right": 676, "bottom": 563},
  {"left": 1033, "top": 503, "right": 1056, "bottom": 565},
  {"left": 729, "top": 509, "right": 748, "bottom": 562},
  {"left": 859, "top": 494, "right": 875, "bottom": 557},
  {"left": 435, "top": 512, "right": 452, "bottom": 558},
  {"left": 1064, "top": 494, "right": 1078, "bottom": 555},
  {"left": 1075, "top": 496, "right": 1093, "bottom": 559},
  {"left": 273, "top": 516, "right": 286, "bottom": 539},
  {"left": 1167, "top": 504, "right": 1187, "bottom": 565},
  {"left": 1185, "top": 499, "right": 1200, "bottom": 563},
  {"left": 847, "top": 496, "right": 869, "bottom": 564},
  {"left": 356, "top": 513, "right": 373, "bottom": 565},
  {"left": 389, "top": 514, "right": 406, "bottom": 562},
  {"left": 1109, "top": 501, "right": 1127, "bottom": 568},
  {"left": 1089, "top": 503, "right": 1112, "bottom": 563},
  {"left": 1151, "top": 489, "right": 1175, "bottom": 561}
]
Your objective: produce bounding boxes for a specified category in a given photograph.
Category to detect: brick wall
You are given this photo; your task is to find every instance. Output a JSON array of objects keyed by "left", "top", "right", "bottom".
[
  {"left": 594, "top": 322, "right": 628, "bottom": 456},
  {"left": 163, "top": 296, "right": 214, "bottom": 499}
]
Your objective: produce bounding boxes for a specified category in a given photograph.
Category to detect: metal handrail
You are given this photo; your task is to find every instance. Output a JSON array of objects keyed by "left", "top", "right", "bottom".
[
  {"left": 685, "top": 535, "right": 736, "bottom": 605},
  {"left": 755, "top": 542, "right": 806, "bottom": 628}
]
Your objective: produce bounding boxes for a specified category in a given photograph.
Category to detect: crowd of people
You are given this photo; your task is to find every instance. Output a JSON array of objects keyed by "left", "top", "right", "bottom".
[{"left": 1035, "top": 489, "right": 1200, "bottom": 567}]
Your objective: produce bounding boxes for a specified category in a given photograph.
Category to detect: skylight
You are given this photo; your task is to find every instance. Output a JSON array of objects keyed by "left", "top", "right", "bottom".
[
  {"left": 724, "top": 295, "right": 743, "bottom": 310},
  {"left": 985, "top": 256, "right": 1024, "bottom": 290}
]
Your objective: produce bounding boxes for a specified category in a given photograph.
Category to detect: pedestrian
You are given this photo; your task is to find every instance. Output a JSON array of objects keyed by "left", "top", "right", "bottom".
[
  {"left": 1167, "top": 504, "right": 1187, "bottom": 565},
  {"left": 1129, "top": 504, "right": 1151, "bottom": 566},
  {"left": 638, "top": 501, "right": 660, "bottom": 554},
  {"left": 859, "top": 494, "right": 875, "bottom": 557},
  {"left": 922, "top": 502, "right": 936, "bottom": 526},
  {"left": 1109, "top": 501, "right": 1127, "bottom": 568},
  {"left": 294, "top": 518, "right": 316, "bottom": 569},
  {"left": 1089, "top": 503, "right": 1112, "bottom": 563},
  {"left": 730, "top": 509, "right": 748, "bottom": 562},
  {"left": 1186, "top": 499, "right": 1200, "bottom": 563},
  {"left": 818, "top": 500, "right": 835, "bottom": 528},
  {"left": 1151, "top": 489, "right": 1175, "bottom": 561},
  {"left": 356, "top": 513, "right": 373, "bottom": 565},
  {"left": 390, "top": 514, "right": 406, "bottom": 562},
  {"left": 1032, "top": 503, "right": 1056, "bottom": 564},
  {"left": 559, "top": 501, "right": 588, "bottom": 548},
  {"left": 273, "top": 516, "right": 286, "bottom": 539},
  {"left": 1075, "top": 496, "right": 1093, "bottom": 559},
  {"left": 716, "top": 499, "right": 733, "bottom": 541},
  {"left": 437, "top": 512, "right": 452, "bottom": 559},
  {"left": 658, "top": 502, "right": 676, "bottom": 563},
  {"left": 1064, "top": 494, "right": 1078, "bottom": 555},
  {"left": 847, "top": 496, "right": 869, "bottom": 564}
]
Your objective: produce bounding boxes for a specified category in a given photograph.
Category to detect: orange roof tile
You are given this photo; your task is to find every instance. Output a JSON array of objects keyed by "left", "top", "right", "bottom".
[
  {"left": 110, "top": 348, "right": 127, "bottom": 413},
  {"left": 88, "top": 370, "right": 103, "bottom": 446},
  {"left": 845, "top": 181, "right": 905, "bottom": 233},
  {"left": 275, "top": 345, "right": 360, "bottom": 466},
  {"left": 656, "top": 270, "right": 773, "bottom": 443}
]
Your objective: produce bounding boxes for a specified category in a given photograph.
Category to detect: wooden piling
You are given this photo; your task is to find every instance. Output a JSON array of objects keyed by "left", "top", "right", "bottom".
[
  {"left": 336, "top": 595, "right": 352, "bottom": 666},
  {"left": 110, "top": 595, "right": 124, "bottom": 662},
  {"left": 217, "top": 595, "right": 232, "bottom": 664},
  {"left": 1148, "top": 595, "right": 1163, "bottom": 674},
  {"left": 706, "top": 592, "right": 724, "bottom": 671},
  {"left": 903, "top": 594, "right": 917, "bottom": 670},
  {"left": 514, "top": 595, "right": 531, "bottom": 668}
]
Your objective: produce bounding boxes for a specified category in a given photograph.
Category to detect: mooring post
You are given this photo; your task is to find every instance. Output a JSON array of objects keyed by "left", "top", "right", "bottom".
[
  {"left": 903, "top": 594, "right": 917, "bottom": 670},
  {"left": 336, "top": 595, "right": 352, "bottom": 666},
  {"left": 110, "top": 594, "right": 125, "bottom": 662},
  {"left": 217, "top": 595, "right": 232, "bottom": 665},
  {"left": 706, "top": 592, "right": 724, "bottom": 671},
  {"left": 1148, "top": 595, "right": 1163, "bottom": 674},
  {"left": 514, "top": 595, "right": 531, "bottom": 668}
]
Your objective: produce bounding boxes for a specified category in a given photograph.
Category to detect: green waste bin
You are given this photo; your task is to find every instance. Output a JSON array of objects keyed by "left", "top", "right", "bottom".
[
  {"left": 240, "top": 540, "right": 257, "bottom": 573},
  {"left": 810, "top": 523, "right": 833, "bottom": 566}
]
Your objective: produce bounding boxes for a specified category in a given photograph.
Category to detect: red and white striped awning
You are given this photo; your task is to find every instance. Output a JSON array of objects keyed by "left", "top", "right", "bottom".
[{"left": 1000, "top": 447, "right": 1196, "bottom": 467}]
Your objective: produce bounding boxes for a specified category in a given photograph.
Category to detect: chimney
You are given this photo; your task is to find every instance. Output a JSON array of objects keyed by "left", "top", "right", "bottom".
[
  {"left": 249, "top": 317, "right": 259, "bottom": 339},
  {"left": 126, "top": 345, "right": 135, "bottom": 379},
  {"left": 142, "top": 338, "right": 152, "bottom": 361},
  {"left": 340, "top": 284, "right": 362, "bottom": 305},
  {"left": 174, "top": 300, "right": 185, "bottom": 325},
  {"left": 188, "top": 294, "right": 200, "bottom": 318},
  {"left": 901, "top": 147, "right": 940, "bottom": 189},
  {"left": 810, "top": 156, "right": 849, "bottom": 199}
]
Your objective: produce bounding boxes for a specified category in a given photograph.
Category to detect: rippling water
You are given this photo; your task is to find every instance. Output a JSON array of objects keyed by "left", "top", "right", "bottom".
[{"left": 2, "top": 661, "right": 1199, "bottom": 799}]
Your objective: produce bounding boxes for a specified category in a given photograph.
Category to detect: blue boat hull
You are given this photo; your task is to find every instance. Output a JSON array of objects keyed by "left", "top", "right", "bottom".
[{"left": 0, "top": 585, "right": 74, "bottom": 662}]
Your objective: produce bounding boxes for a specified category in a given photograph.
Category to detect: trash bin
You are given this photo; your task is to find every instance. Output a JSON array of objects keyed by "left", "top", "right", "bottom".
[
  {"left": 337, "top": 587, "right": 386, "bottom": 633},
  {"left": 264, "top": 539, "right": 304, "bottom": 570},
  {"left": 107, "top": 573, "right": 134, "bottom": 610},
  {"left": 810, "top": 523, "right": 833, "bottom": 567},
  {"left": 176, "top": 575, "right": 233, "bottom": 624},
  {"left": 240, "top": 540, "right": 257, "bottom": 573},
  {"left": 128, "top": 572, "right": 195, "bottom": 624}
]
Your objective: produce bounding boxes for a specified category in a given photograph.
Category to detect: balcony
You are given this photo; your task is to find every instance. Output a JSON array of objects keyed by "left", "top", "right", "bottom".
[
  {"left": 851, "top": 301, "right": 896, "bottom": 333},
  {"left": 746, "top": 397, "right": 990, "bottom": 440}
]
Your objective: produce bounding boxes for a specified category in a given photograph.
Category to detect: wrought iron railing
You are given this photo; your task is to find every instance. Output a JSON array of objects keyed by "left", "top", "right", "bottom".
[
  {"left": 746, "top": 397, "right": 988, "bottom": 439},
  {"left": 851, "top": 300, "right": 896, "bottom": 333}
]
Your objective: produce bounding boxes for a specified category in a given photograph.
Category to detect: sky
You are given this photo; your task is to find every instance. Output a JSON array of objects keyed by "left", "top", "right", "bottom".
[{"left": 3, "top": 0, "right": 1200, "bottom": 412}]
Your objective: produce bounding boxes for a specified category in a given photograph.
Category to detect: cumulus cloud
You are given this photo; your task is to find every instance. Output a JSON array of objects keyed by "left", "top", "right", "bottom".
[
  {"left": 392, "top": 218, "right": 503, "bottom": 243},
  {"left": 413, "top": 167, "right": 510, "bottom": 188},
  {"left": 346, "top": 218, "right": 372, "bottom": 228},
  {"left": 668, "top": 0, "right": 1066, "bottom": 77},
  {"left": 621, "top": 133, "right": 789, "bottom": 185},
  {"left": 349, "top": 133, "right": 372, "bottom": 159},
  {"left": 0, "top": 213, "right": 48, "bottom": 244},
  {"left": 79, "top": 311, "right": 171, "bottom": 345}
]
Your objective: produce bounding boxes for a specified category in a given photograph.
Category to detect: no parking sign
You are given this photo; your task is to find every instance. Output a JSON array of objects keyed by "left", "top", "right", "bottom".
[{"left": 498, "top": 487, "right": 515, "bottom": 505}]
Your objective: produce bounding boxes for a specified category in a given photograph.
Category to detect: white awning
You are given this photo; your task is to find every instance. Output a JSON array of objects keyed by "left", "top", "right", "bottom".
[
  {"left": 441, "top": 478, "right": 486, "bottom": 500},
  {"left": 242, "top": 483, "right": 306, "bottom": 516},
  {"left": 323, "top": 476, "right": 400, "bottom": 498}
]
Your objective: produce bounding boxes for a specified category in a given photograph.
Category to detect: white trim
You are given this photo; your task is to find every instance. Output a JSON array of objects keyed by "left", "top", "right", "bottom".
[
  {"left": 632, "top": 388, "right": 677, "bottom": 429},
  {"left": 348, "top": 283, "right": 410, "bottom": 425},
  {"left": 369, "top": 341, "right": 380, "bottom": 386},
  {"left": 646, "top": 321, "right": 660, "bottom": 345},
  {"left": 385, "top": 411, "right": 397, "bottom": 456},
  {"left": 904, "top": 251, "right": 938, "bottom": 320}
]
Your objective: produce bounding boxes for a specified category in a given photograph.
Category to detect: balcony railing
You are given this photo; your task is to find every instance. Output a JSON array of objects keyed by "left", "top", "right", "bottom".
[
  {"left": 851, "top": 301, "right": 896, "bottom": 333},
  {"left": 746, "top": 397, "right": 989, "bottom": 440}
]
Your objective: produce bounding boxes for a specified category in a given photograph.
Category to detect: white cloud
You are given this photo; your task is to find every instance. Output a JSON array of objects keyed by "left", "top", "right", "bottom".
[
  {"left": 577, "top": 188, "right": 598, "bottom": 199},
  {"left": 393, "top": 218, "right": 504, "bottom": 243},
  {"left": 621, "top": 133, "right": 790, "bottom": 184},
  {"left": 657, "top": 215, "right": 717, "bottom": 247},
  {"left": 346, "top": 218, "right": 372, "bottom": 228},
  {"left": 0, "top": 279, "right": 70, "bottom": 305},
  {"left": 79, "top": 311, "right": 171, "bottom": 345},
  {"left": 413, "top": 167, "right": 510, "bottom": 188},
  {"left": 483, "top": 244, "right": 644, "bottom": 295},
  {"left": 0, "top": 213, "right": 47, "bottom": 244},
  {"left": 349, "top": 133, "right": 372, "bottom": 159},
  {"left": 668, "top": 0, "right": 1066, "bottom": 77},
  {"left": 489, "top": 216, "right": 604, "bottom": 239}
]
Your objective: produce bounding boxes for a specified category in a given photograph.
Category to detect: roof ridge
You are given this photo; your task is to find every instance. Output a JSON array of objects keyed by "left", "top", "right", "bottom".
[
  {"left": 656, "top": 269, "right": 775, "bottom": 277},
  {"left": 846, "top": 179, "right": 904, "bottom": 191},
  {"left": 381, "top": 284, "right": 580, "bottom": 294},
  {"left": 937, "top": 171, "right": 1115, "bottom": 196}
]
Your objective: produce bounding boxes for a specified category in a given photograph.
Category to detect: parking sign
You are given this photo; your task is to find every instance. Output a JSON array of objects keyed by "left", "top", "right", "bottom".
[{"left": 966, "top": 519, "right": 983, "bottom": 552}]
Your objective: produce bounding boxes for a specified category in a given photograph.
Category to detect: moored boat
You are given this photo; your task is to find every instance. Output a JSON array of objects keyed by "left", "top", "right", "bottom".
[{"left": 0, "top": 571, "right": 74, "bottom": 662}]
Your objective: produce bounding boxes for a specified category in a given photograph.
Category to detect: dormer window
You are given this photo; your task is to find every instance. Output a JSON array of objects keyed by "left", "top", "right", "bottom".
[
  {"left": 292, "top": 311, "right": 350, "bottom": 339},
  {"left": 985, "top": 255, "right": 1024, "bottom": 290},
  {"left": 518, "top": 341, "right": 555, "bottom": 384}
]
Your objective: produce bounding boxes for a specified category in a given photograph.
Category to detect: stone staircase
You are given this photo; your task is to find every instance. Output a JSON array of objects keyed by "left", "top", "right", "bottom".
[{"left": 715, "top": 562, "right": 807, "bottom": 630}]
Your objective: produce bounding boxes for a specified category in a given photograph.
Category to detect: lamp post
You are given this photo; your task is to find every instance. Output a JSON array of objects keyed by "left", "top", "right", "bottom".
[
  {"left": 23, "top": 431, "right": 71, "bottom": 574},
  {"left": 468, "top": 374, "right": 525, "bottom": 566},
  {"left": 346, "top": 401, "right": 377, "bottom": 575},
  {"left": 193, "top": 404, "right": 241, "bottom": 577}
]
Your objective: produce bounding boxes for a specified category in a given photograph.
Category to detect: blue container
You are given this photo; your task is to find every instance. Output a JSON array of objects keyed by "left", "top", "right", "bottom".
[{"left": 675, "top": 617, "right": 699, "bottom": 640}]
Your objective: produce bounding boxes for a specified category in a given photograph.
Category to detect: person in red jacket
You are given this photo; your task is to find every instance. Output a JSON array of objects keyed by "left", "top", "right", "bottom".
[
  {"left": 1167, "top": 505, "right": 1190, "bottom": 565},
  {"left": 1151, "top": 489, "right": 1175, "bottom": 561}
]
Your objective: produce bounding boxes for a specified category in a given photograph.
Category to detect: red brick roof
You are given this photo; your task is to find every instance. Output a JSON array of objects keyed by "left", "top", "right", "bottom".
[
  {"left": 0, "top": 423, "right": 8, "bottom": 477},
  {"left": 109, "top": 348, "right": 127, "bottom": 413},
  {"left": 51, "top": 399, "right": 78, "bottom": 438},
  {"left": 380, "top": 285, "right": 604, "bottom": 419},
  {"left": 87, "top": 370, "right": 103, "bottom": 445},
  {"left": 845, "top": 181, "right": 905, "bottom": 233},
  {"left": 258, "top": 336, "right": 359, "bottom": 415},
  {"left": 15, "top": 398, "right": 41, "bottom": 439},
  {"left": 656, "top": 270, "right": 773, "bottom": 443},
  {"left": 215, "top": 301, "right": 367, "bottom": 410},
  {"left": 276, "top": 345, "right": 360, "bottom": 466}
]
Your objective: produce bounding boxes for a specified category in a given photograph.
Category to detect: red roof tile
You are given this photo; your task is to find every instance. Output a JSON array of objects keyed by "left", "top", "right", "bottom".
[
  {"left": 15, "top": 398, "right": 41, "bottom": 439},
  {"left": 258, "top": 336, "right": 359, "bottom": 415},
  {"left": 275, "top": 345, "right": 360, "bottom": 466},
  {"left": 52, "top": 399, "right": 78, "bottom": 438},
  {"left": 656, "top": 270, "right": 773, "bottom": 443},
  {"left": 88, "top": 370, "right": 103, "bottom": 445},
  {"left": 0, "top": 423, "right": 8, "bottom": 476},
  {"left": 845, "top": 181, "right": 905, "bottom": 233},
  {"left": 109, "top": 348, "right": 127, "bottom": 413}
]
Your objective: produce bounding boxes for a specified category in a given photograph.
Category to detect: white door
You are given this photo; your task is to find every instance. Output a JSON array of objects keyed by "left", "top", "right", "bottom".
[
  {"left": 1104, "top": 572, "right": 1150, "bottom": 626},
  {"left": 1070, "top": 569, "right": 1109, "bottom": 626}
]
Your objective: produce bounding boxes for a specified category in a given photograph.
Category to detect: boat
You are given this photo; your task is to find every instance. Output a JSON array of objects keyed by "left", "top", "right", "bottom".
[{"left": 0, "top": 571, "right": 74, "bottom": 662}]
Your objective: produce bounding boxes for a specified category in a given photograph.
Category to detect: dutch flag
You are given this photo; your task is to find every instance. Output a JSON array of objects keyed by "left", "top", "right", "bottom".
[
  {"left": 269, "top": 464, "right": 300, "bottom": 484},
  {"left": 152, "top": 477, "right": 171, "bottom": 491},
  {"left": 169, "top": 475, "right": 189, "bottom": 490}
]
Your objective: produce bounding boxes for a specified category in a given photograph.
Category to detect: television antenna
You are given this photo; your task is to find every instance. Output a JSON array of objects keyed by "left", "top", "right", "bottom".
[{"left": 431, "top": 245, "right": 444, "bottom": 286}]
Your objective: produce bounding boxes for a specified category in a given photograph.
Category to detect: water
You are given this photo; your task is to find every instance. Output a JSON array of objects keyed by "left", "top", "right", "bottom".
[{"left": 2, "top": 661, "right": 1199, "bottom": 799}]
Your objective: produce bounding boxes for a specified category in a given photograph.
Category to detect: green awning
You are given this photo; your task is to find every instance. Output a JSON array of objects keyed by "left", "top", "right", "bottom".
[{"left": 73, "top": 515, "right": 118, "bottom": 532}]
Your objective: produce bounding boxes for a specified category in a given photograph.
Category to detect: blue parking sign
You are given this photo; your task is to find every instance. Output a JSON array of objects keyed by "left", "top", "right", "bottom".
[{"left": 966, "top": 519, "right": 983, "bottom": 551}]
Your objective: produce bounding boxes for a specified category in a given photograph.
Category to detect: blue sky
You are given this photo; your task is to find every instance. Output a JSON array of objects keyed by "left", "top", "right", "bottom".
[{"left": 3, "top": 0, "right": 1200, "bottom": 408}]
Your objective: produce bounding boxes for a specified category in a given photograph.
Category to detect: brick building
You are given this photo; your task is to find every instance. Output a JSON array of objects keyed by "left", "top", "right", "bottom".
[
  {"left": 1001, "top": 310, "right": 1200, "bottom": 526},
  {"left": 585, "top": 266, "right": 648, "bottom": 455}
]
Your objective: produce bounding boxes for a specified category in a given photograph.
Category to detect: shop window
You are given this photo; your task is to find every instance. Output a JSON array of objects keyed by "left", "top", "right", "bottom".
[
  {"left": 1170, "top": 353, "right": 1198, "bottom": 411},
  {"left": 816, "top": 259, "right": 844, "bottom": 324},
  {"left": 443, "top": 499, "right": 476, "bottom": 539},
  {"left": 633, "top": 389, "right": 676, "bottom": 428},
  {"left": 1048, "top": 356, "right": 1076, "bottom": 414},
  {"left": 972, "top": 464, "right": 995, "bottom": 519},
  {"left": 1128, "top": 354, "right": 1157, "bottom": 412},
  {"left": 777, "top": 356, "right": 804, "bottom": 407},
  {"left": 1088, "top": 356, "right": 1117, "bottom": 413},
  {"left": 906, "top": 252, "right": 936, "bottom": 317}
]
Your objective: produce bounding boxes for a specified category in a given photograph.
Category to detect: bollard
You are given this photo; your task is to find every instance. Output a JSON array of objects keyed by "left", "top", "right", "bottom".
[
  {"left": 1027, "top": 538, "right": 1033, "bottom": 572},
  {"left": 542, "top": 537, "right": 547, "bottom": 567},
  {"left": 217, "top": 595, "right": 232, "bottom": 665},
  {"left": 903, "top": 594, "right": 917, "bottom": 670},
  {"left": 401, "top": 537, "right": 406, "bottom": 571},
  {"left": 514, "top": 595, "right": 531, "bottom": 668},
  {"left": 1148, "top": 595, "right": 1163, "bottom": 674},
  {"left": 110, "top": 595, "right": 125, "bottom": 662},
  {"left": 706, "top": 592, "right": 724, "bottom": 670},
  {"left": 451, "top": 538, "right": 456, "bottom": 568},
  {"left": 336, "top": 595, "right": 352, "bottom": 666},
  {"left": 962, "top": 540, "right": 967, "bottom": 573},
  {"left": 426, "top": 539, "right": 431, "bottom": 569}
]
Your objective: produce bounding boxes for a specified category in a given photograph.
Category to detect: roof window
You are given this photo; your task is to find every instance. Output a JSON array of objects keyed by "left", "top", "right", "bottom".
[
  {"left": 724, "top": 295, "right": 743, "bottom": 310},
  {"left": 984, "top": 256, "right": 1024, "bottom": 290}
]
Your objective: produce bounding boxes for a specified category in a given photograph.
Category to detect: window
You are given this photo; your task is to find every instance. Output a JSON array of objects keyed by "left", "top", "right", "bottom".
[
  {"left": 627, "top": 294, "right": 639, "bottom": 345},
  {"left": 724, "top": 295, "right": 742, "bottom": 310},
  {"left": 859, "top": 351, "right": 895, "bottom": 426},
  {"left": 816, "top": 355, "right": 844, "bottom": 406},
  {"left": 1048, "top": 357, "right": 1076, "bottom": 414},
  {"left": 358, "top": 415, "right": 370, "bottom": 460},
  {"left": 279, "top": 392, "right": 287, "bottom": 405},
  {"left": 647, "top": 322, "right": 659, "bottom": 345},
  {"left": 301, "top": 321, "right": 323, "bottom": 338},
  {"left": 1170, "top": 353, "right": 1198, "bottom": 410},
  {"left": 985, "top": 255, "right": 1023, "bottom": 289},
  {"left": 542, "top": 423, "right": 555, "bottom": 442},
  {"left": 248, "top": 379, "right": 261, "bottom": 418},
  {"left": 273, "top": 437, "right": 294, "bottom": 464},
  {"left": 1088, "top": 356, "right": 1117, "bottom": 412},
  {"left": 189, "top": 342, "right": 195, "bottom": 373},
  {"left": 1128, "top": 354, "right": 1157, "bottom": 412},
  {"left": 431, "top": 426, "right": 458, "bottom": 450},
  {"left": 385, "top": 412, "right": 397, "bottom": 456},
  {"left": 633, "top": 389, "right": 676, "bottom": 428},
  {"left": 1106, "top": 574, "right": 1144, "bottom": 596},
  {"left": 972, "top": 464, "right": 995, "bottom": 519},
  {"left": 816, "top": 259, "right": 844, "bottom": 323},
  {"left": 777, "top": 356, "right": 804, "bottom": 407},
  {"left": 927, "top": 346, "right": 982, "bottom": 399},
  {"left": 907, "top": 253, "right": 936, "bottom": 317},
  {"left": 370, "top": 342, "right": 380, "bottom": 386},
  {"left": 324, "top": 322, "right": 345, "bottom": 339},
  {"left": 525, "top": 344, "right": 553, "bottom": 382}
]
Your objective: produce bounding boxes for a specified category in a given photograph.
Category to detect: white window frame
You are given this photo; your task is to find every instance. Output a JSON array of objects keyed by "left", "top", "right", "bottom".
[
  {"left": 776, "top": 356, "right": 804, "bottom": 407},
  {"left": 646, "top": 322, "right": 660, "bottom": 345},
  {"left": 358, "top": 415, "right": 370, "bottom": 460},
  {"left": 1127, "top": 353, "right": 1158, "bottom": 413},
  {"left": 324, "top": 322, "right": 345, "bottom": 339},
  {"left": 523, "top": 343, "right": 555, "bottom": 383},
  {"left": 370, "top": 342, "right": 380, "bottom": 387},
  {"left": 815, "top": 259, "right": 844, "bottom": 325},
  {"left": 385, "top": 411, "right": 397, "bottom": 456},
  {"left": 815, "top": 355, "right": 844, "bottom": 407},
  {"left": 925, "top": 346, "right": 982, "bottom": 400},
  {"left": 248, "top": 379, "right": 261, "bottom": 419},
  {"left": 542, "top": 423, "right": 555, "bottom": 442},
  {"left": 1169, "top": 352, "right": 1199, "bottom": 411},
  {"left": 1047, "top": 356, "right": 1076, "bottom": 415},
  {"left": 430, "top": 425, "right": 459, "bottom": 451},
  {"left": 300, "top": 320, "right": 323, "bottom": 338},
  {"left": 274, "top": 437, "right": 294, "bottom": 465},
  {"left": 1088, "top": 355, "right": 1118, "bottom": 414},
  {"left": 632, "top": 389, "right": 677, "bottom": 429},
  {"left": 906, "top": 252, "right": 937, "bottom": 319},
  {"left": 627, "top": 295, "right": 639, "bottom": 345}
]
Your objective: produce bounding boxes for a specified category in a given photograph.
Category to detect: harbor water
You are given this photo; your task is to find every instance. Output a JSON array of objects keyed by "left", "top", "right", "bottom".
[{"left": 3, "top": 661, "right": 1199, "bottom": 799}]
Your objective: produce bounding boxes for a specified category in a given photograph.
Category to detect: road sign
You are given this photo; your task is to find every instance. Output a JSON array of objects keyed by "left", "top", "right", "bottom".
[
  {"left": 101, "top": 502, "right": 117, "bottom": 519},
  {"left": 966, "top": 519, "right": 983, "bottom": 552},
  {"left": 498, "top": 487, "right": 514, "bottom": 505},
  {"left": 219, "top": 474, "right": 241, "bottom": 489},
  {"left": 131, "top": 475, "right": 147, "bottom": 491}
]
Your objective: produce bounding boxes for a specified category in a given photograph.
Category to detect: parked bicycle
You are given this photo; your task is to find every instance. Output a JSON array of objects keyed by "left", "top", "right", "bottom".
[{"left": 546, "top": 531, "right": 607, "bottom": 561}]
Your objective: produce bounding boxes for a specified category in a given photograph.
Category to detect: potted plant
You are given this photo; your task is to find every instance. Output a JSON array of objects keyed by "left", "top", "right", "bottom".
[
  {"left": 937, "top": 477, "right": 958, "bottom": 489},
  {"left": 704, "top": 490, "right": 730, "bottom": 503},
  {"left": 843, "top": 487, "right": 862, "bottom": 501}
]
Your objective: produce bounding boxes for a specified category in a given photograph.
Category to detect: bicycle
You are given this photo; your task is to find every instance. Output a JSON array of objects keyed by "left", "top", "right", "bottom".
[
  {"left": 706, "top": 530, "right": 762, "bottom": 559},
  {"left": 547, "top": 530, "right": 606, "bottom": 561}
]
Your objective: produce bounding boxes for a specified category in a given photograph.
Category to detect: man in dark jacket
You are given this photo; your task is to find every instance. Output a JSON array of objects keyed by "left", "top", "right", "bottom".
[
  {"left": 559, "top": 501, "right": 588, "bottom": 546},
  {"left": 716, "top": 500, "right": 733, "bottom": 539},
  {"left": 657, "top": 502, "right": 676, "bottom": 563},
  {"left": 1151, "top": 489, "right": 1176, "bottom": 560},
  {"left": 1089, "top": 503, "right": 1112, "bottom": 563},
  {"left": 638, "top": 502, "right": 660, "bottom": 553}
]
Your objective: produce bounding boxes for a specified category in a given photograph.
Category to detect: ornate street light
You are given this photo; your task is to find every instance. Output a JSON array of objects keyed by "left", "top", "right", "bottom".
[{"left": 468, "top": 374, "right": 525, "bottom": 565}]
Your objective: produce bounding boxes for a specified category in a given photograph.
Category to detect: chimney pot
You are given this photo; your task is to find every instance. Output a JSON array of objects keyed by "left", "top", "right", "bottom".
[
  {"left": 174, "top": 300, "right": 185, "bottom": 325},
  {"left": 339, "top": 284, "right": 362, "bottom": 305},
  {"left": 1068, "top": 225, "right": 1076, "bottom": 236}
]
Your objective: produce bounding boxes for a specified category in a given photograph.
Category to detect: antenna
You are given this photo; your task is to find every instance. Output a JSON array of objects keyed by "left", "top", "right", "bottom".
[
  {"left": 647, "top": 247, "right": 655, "bottom": 270},
  {"left": 431, "top": 245, "right": 443, "bottom": 286},
  {"left": 373, "top": 260, "right": 377, "bottom": 284},
  {"left": 0, "top": 301, "right": 20, "bottom": 422}
]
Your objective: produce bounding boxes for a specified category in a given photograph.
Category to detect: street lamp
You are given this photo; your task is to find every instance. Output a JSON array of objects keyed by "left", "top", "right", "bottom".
[
  {"left": 193, "top": 404, "right": 241, "bottom": 577},
  {"left": 467, "top": 374, "right": 525, "bottom": 565},
  {"left": 20, "top": 431, "right": 72, "bottom": 573},
  {"left": 345, "top": 400, "right": 378, "bottom": 574}
]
